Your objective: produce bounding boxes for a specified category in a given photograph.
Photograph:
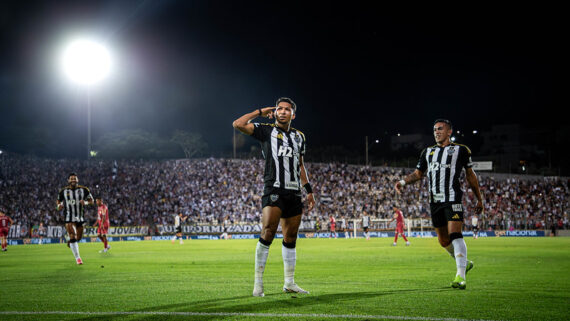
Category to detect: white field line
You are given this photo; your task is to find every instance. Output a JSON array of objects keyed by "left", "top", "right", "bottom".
[{"left": 0, "top": 311, "right": 505, "bottom": 321}]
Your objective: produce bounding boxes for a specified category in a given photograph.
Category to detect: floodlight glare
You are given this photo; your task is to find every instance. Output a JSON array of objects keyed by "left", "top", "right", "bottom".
[{"left": 62, "top": 39, "right": 111, "bottom": 85}]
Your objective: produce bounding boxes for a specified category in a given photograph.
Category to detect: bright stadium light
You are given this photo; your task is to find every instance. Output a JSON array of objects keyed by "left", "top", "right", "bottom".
[
  {"left": 60, "top": 38, "right": 112, "bottom": 159},
  {"left": 61, "top": 39, "right": 111, "bottom": 85}
]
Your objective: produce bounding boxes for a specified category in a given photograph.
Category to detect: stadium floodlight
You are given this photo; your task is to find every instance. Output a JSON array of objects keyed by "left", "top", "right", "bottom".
[
  {"left": 473, "top": 130, "right": 478, "bottom": 134},
  {"left": 61, "top": 39, "right": 111, "bottom": 85},
  {"left": 61, "top": 38, "right": 111, "bottom": 159}
]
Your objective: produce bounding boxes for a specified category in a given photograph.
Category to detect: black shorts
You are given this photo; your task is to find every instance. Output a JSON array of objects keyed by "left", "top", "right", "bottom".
[
  {"left": 175, "top": 226, "right": 182, "bottom": 233},
  {"left": 262, "top": 193, "right": 303, "bottom": 219},
  {"left": 363, "top": 226, "right": 369, "bottom": 232},
  {"left": 430, "top": 202, "right": 464, "bottom": 228}
]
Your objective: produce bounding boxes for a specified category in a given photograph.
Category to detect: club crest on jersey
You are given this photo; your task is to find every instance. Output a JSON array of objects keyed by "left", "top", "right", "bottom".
[
  {"left": 276, "top": 133, "right": 283, "bottom": 140},
  {"left": 448, "top": 147, "right": 455, "bottom": 152},
  {"left": 270, "top": 194, "right": 279, "bottom": 202},
  {"left": 295, "top": 134, "right": 301, "bottom": 143}
]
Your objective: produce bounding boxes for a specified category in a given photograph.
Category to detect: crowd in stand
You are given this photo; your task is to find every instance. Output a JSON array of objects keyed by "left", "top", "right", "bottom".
[{"left": 0, "top": 155, "right": 568, "bottom": 232}]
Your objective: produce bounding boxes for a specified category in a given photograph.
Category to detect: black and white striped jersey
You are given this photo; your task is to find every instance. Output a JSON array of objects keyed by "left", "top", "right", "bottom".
[
  {"left": 251, "top": 123, "right": 306, "bottom": 195},
  {"left": 57, "top": 185, "right": 93, "bottom": 223},
  {"left": 416, "top": 143, "right": 473, "bottom": 204}
]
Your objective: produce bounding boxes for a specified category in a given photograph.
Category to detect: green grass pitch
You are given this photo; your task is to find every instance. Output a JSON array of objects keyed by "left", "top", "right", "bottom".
[{"left": 1, "top": 237, "right": 568, "bottom": 320}]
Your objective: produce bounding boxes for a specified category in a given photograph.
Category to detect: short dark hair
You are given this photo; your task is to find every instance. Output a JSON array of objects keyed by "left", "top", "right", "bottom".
[
  {"left": 68, "top": 172, "right": 78, "bottom": 179},
  {"left": 276, "top": 97, "right": 297, "bottom": 113},
  {"left": 434, "top": 119, "right": 452, "bottom": 130}
]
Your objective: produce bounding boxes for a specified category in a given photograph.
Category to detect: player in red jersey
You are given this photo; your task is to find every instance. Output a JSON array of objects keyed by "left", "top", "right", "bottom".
[
  {"left": 0, "top": 210, "right": 14, "bottom": 252},
  {"left": 389, "top": 205, "right": 410, "bottom": 246},
  {"left": 329, "top": 215, "right": 337, "bottom": 238},
  {"left": 96, "top": 198, "right": 111, "bottom": 253}
]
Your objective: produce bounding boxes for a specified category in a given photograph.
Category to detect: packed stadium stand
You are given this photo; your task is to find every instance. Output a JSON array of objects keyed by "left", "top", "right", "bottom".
[{"left": 0, "top": 154, "right": 568, "bottom": 235}]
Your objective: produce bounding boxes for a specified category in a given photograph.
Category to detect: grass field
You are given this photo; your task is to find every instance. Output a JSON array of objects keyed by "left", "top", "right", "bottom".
[{"left": 1, "top": 237, "right": 569, "bottom": 321}]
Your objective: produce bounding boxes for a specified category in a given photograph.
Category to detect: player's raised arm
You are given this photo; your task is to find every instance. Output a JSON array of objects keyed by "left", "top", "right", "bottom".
[
  {"left": 465, "top": 168, "right": 484, "bottom": 214},
  {"left": 232, "top": 107, "right": 276, "bottom": 135},
  {"left": 395, "top": 169, "right": 424, "bottom": 194},
  {"left": 299, "top": 155, "right": 315, "bottom": 212}
]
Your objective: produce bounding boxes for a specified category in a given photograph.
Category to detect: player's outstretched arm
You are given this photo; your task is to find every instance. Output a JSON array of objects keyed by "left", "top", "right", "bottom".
[
  {"left": 232, "top": 107, "right": 276, "bottom": 135},
  {"left": 395, "top": 169, "right": 424, "bottom": 194},
  {"left": 465, "top": 168, "right": 484, "bottom": 214},
  {"left": 299, "top": 155, "right": 315, "bottom": 212}
]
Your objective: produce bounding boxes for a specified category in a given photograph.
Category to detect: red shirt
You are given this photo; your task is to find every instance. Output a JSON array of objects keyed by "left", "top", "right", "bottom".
[
  {"left": 395, "top": 210, "right": 404, "bottom": 225},
  {"left": 0, "top": 215, "right": 11, "bottom": 228},
  {"left": 330, "top": 217, "right": 336, "bottom": 226},
  {"left": 97, "top": 204, "right": 110, "bottom": 226}
]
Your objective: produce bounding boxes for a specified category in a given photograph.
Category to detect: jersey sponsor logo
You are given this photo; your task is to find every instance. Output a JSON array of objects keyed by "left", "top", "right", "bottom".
[
  {"left": 270, "top": 194, "right": 279, "bottom": 202},
  {"left": 429, "top": 162, "right": 451, "bottom": 171},
  {"left": 277, "top": 145, "right": 293, "bottom": 157},
  {"left": 452, "top": 204, "right": 463, "bottom": 212},
  {"left": 277, "top": 133, "right": 283, "bottom": 140}
]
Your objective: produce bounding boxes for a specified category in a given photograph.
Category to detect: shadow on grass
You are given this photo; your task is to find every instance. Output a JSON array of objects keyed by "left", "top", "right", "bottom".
[{"left": 72, "top": 287, "right": 452, "bottom": 321}]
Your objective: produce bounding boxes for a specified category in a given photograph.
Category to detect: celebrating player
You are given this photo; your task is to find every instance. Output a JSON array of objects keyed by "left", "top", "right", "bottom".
[
  {"left": 395, "top": 119, "right": 483, "bottom": 289},
  {"left": 0, "top": 210, "right": 14, "bottom": 252},
  {"left": 172, "top": 213, "right": 187, "bottom": 244},
  {"left": 57, "top": 173, "right": 94, "bottom": 265},
  {"left": 233, "top": 97, "right": 315, "bottom": 297},
  {"left": 389, "top": 205, "right": 410, "bottom": 246},
  {"left": 96, "top": 198, "right": 111, "bottom": 253}
]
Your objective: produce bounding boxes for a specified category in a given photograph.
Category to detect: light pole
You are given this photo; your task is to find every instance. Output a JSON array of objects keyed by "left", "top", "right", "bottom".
[
  {"left": 365, "top": 136, "right": 380, "bottom": 166},
  {"left": 61, "top": 39, "right": 111, "bottom": 159}
]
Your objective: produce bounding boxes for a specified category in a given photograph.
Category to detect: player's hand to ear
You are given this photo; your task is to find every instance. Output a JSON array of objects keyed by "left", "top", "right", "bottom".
[
  {"left": 261, "top": 107, "right": 276, "bottom": 119},
  {"left": 394, "top": 181, "right": 404, "bottom": 194}
]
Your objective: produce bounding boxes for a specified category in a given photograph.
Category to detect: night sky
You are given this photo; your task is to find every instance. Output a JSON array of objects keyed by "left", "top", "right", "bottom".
[{"left": 0, "top": 1, "right": 563, "bottom": 158}]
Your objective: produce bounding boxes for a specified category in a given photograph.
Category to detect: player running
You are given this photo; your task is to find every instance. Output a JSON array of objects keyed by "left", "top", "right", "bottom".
[
  {"left": 395, "top": 119, "right": 483, "bottom": 289},
  {"left": 57, "top": 173, "right": 94, "bottom": 265},
  {"left": 172, "top": 213, "right": 187, "bottom": 244},
  {"left": 96, "top": 198, "right": 111, "bottom": 253},
  {"left": 233, "top": 97, "right": 315, "bottom": 297},
  {"left": 389, "top": 205, "right": 410, "bottom": 246},
  {"left": 0, "top": 210, "right": 14, "bottom": 252}
]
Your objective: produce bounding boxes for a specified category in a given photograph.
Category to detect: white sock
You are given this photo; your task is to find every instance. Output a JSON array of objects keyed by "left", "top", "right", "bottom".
[
  {"left": 445, "top": 243, "right": 455, "bottom": 258},
  {"left": 70, "top": 242, "right": 80, "bottom": 260},
  {"left": 452, "top": 238, "right": 467, "bottom": 279},
  {"left": 255, "top": 242, "right": 270, "bottom": 285},
  {"left": 282, "top": 244, "right": 296, "bottom": 286}
]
